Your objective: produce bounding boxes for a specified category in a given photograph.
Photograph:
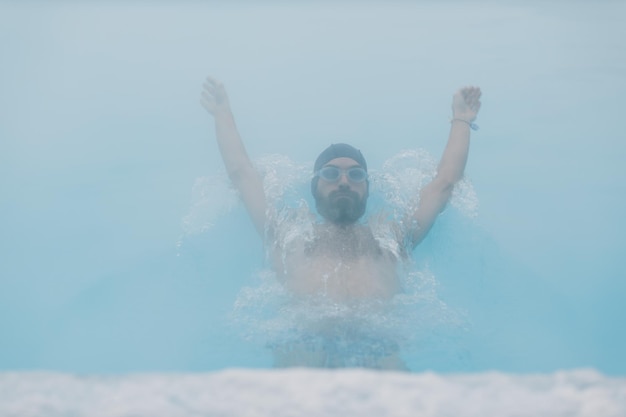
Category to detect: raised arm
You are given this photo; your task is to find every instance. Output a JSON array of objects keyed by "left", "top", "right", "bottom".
[
  {"left": 406, "top": 86, "right": 482, "bottom": 248},
  {"left": 201, "top": 76, "right": 267, "bottom": 236}
]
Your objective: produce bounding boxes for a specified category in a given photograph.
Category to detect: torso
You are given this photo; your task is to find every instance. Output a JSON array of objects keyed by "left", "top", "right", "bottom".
[
  {"left": 274, "top": 223, "right": 402, "bottom": 301},
  {"left": 268, "top": 217, "right": 408, "bottom": 369}
]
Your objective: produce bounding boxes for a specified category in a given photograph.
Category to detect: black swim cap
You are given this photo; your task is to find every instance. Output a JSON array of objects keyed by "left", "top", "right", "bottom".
[
  {"left": 311, "top": 143, "right": 368, "bottom": 198},
  {"left": 313, "top": 143, "right": 367, "bottom": 173}
]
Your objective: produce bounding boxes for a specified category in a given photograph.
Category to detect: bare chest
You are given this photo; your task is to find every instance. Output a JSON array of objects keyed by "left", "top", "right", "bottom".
[{"left": 278, "top": 228, "right": 400, "bottom": 301}]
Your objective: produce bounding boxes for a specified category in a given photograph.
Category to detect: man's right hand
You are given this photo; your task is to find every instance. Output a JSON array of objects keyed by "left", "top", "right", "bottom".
[
  {"left": 201, "top": 76, "right": 231, "bottom": 115},
  {"left": 451, "top": 86, "right": 481, "bottom": 122}
]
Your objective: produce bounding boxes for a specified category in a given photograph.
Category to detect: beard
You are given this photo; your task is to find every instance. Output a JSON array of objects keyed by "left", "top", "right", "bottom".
[{"left": 315, "top": 189, "right": 367, "bottom": 225}]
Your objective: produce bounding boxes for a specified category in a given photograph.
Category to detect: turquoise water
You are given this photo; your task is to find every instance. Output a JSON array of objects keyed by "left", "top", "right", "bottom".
[{"left": 1, "top": 2, "right": 624, "bottom": 374}]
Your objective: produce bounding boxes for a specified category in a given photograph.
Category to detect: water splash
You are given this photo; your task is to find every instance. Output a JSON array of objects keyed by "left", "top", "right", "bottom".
[
  {"left": 231, "top": 267, "right": 468, "bottom": 365},
  {"left": 214, "top": 149, "right": 478, "bottom": 367},
  {"left": 180, "top": 148, "right": 477, "bottom": 235},
  {"left": 179, "top": 154, "right": 311, "bottom": 238},
  {"left": 373, "top": 149, "right": 479, "bottom": 219},
  {"left": 255, "top": 154, "right": 311, "bottom": 207},
  {"left": 181, "top": 174, "right": 239, "bottom": 235}
]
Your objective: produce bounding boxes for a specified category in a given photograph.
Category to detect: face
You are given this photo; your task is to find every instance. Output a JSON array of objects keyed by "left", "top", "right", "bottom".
[{"left": 314, "top": 157, "right": 369, "bottom": 225}]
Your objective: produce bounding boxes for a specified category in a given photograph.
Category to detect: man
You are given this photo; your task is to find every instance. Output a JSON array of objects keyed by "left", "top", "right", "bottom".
[{"left": 201, "top": 76, "right": 481, "bottom": 368}]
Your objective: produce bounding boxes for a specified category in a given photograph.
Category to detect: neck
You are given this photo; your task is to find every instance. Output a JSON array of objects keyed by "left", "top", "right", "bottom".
[{"left": 323, "top": 220, "right": 359, "bottom": 230}]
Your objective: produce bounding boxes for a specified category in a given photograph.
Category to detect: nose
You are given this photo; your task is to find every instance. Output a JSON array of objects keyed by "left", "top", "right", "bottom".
[{"left": 337, "top": 172, "right": 350, "bottom": 185}]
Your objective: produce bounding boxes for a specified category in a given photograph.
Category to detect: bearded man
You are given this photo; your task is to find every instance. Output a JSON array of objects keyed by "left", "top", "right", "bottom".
[{"left": 201, "top": 77, "right": 481, "bottom": 368}]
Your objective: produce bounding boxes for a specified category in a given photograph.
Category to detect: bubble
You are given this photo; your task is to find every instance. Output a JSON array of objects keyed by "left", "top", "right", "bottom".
[
  {"left": 231, "top": 267, "right": 468, "bottom": 366},
  {"left": 181, "top": 174, "right": 239, "bottom": 235},
  {"left": 373, "top": 148, "right": 478, "bottom": 220},
  {"left": 185, "top": 149, "right": 477, "bottom": 366}
]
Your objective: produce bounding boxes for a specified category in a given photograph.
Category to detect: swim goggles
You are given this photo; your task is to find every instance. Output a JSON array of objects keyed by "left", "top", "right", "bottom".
[{"left": 315, "top": 166, "right": 368, "bottom": 183}]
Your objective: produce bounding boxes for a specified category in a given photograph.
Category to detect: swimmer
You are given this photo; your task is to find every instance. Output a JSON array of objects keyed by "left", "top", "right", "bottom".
[{"left": 201, "top": 77, "right": 481, "bottom": 368}]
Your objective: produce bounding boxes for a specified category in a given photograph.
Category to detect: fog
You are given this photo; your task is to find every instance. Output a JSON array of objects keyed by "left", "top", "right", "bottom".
[{"left": 1, "top": 1, "right": 624, "bottom": 373}]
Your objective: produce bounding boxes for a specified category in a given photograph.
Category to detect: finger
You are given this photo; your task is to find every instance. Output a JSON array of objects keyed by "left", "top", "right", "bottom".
[
  {"left": 202, "top": 83, "right": 216, "bottom": 94},
  {"left": 464, "top": 86, "right": 479, "bottom": 96},
  {"left": 205, "top": 75, "right": 219, "bottom": 86},
  {"left": 201, "top": 90, "right": 215, "bottom": 101},
  {"left": 461, "top": 86, "right": 476, "bottom": 99},
  {"left": 471, "top": 95, "right": 482, "bottom": 111},
  {"left": 205, "top": 76, "right": 225, "bottom": 92},
  {"left": 465, "top": 87, "right": 481, "bottom": 102}
]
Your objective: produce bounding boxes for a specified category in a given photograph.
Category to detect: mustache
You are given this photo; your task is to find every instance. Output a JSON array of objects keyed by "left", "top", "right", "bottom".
[{"left": 329, "top": 189, "right": 360, "bottom": 199}]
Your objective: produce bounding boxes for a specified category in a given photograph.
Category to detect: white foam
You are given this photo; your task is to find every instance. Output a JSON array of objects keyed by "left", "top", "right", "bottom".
[
  {"left": 181, "top": 174, "right": 239, "bottom": 235},
  {"left": 2, "top": 368, "right": 624, "bottom": 417}
]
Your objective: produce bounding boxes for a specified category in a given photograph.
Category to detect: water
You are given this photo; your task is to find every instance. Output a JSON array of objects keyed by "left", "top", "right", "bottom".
[
  {"left": 1, "top": 1, "right": 625, "bottom": 414},
  {"left": 217, "top": 151, "right": 476, "bottom": 369}
]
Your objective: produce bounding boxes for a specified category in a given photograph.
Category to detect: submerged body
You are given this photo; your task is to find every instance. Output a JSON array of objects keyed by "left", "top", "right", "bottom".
[{"left": 271, "top": 222, "right": 408, "bottom": 369}]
